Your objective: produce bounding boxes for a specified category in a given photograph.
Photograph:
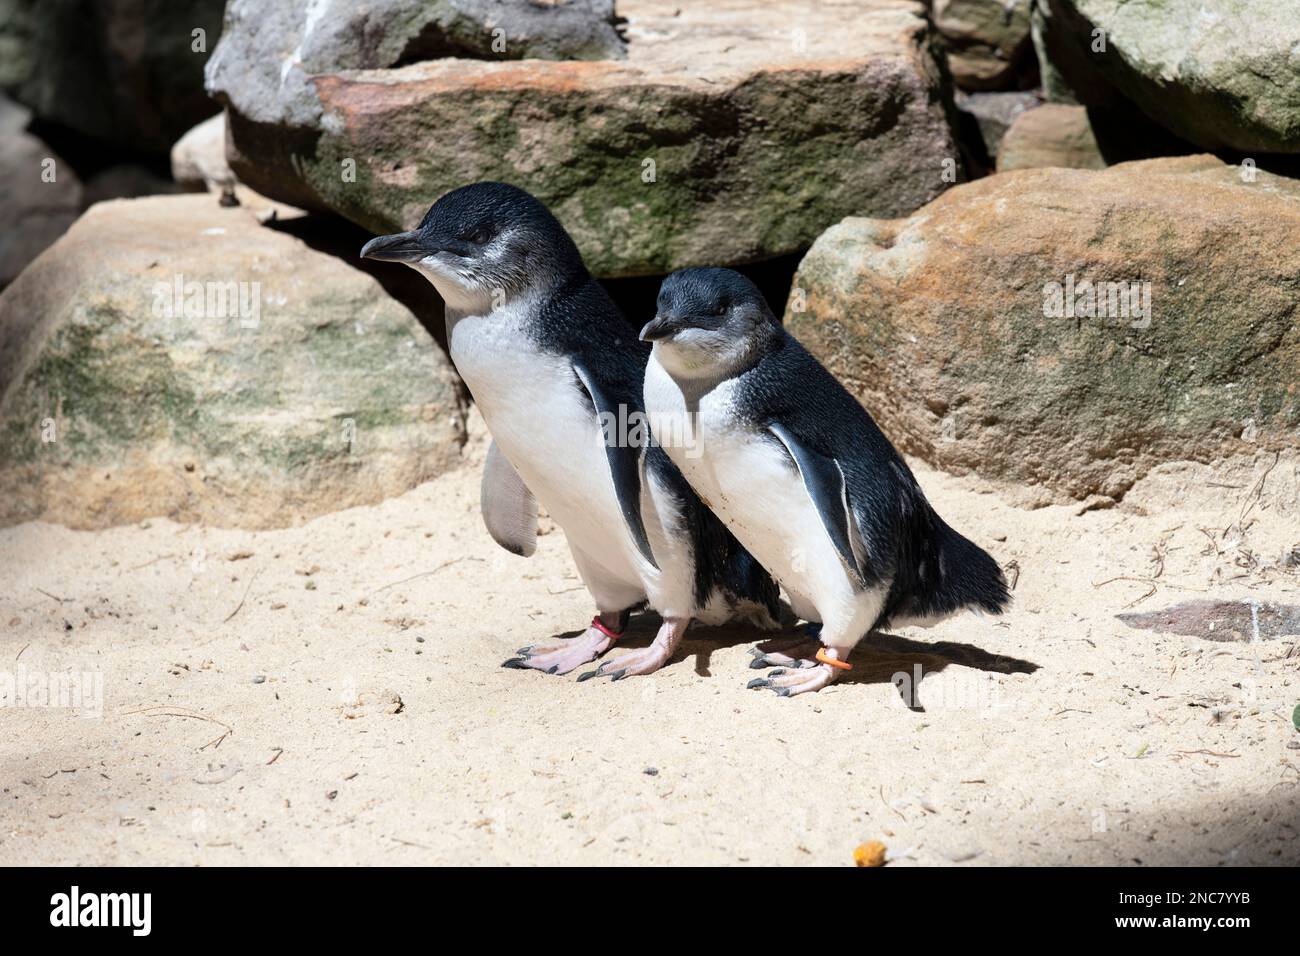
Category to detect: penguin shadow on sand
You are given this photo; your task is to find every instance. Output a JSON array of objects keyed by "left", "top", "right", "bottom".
[{"left": 561, "top": 607, "right": 1038, "bottom": 707}]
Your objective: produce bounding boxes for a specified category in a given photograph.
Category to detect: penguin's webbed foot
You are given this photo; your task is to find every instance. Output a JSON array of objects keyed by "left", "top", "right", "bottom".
[
  {"left": 501, "top": 621, "right": 617, "bottom": 676},
  {"left": 747, "top": 639, "right": 823, "bottom": 671},
  {"left": 746, "top": 661, "right": 841, "bottom": 697},
  {"left": 577, "top": 616, "right": 688, "bottom": 684}
]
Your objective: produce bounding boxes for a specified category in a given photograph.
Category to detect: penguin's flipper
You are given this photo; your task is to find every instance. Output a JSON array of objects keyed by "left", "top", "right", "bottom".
[
  {"left": 767, "top": 422, "right": 867, "bottom": 588},
  {"left": 480, "top": 440, "right": 538, "bottom": 557},
  {"left": 571, "top": 364, "right": 659, "bottom": 570}
]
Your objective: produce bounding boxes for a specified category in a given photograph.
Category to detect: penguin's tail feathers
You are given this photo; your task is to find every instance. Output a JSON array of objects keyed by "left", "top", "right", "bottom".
[
  {"left": 883, "top": 516, "right": 1011, "bottom": 628},
  {"left": 929, "top": 519, "right": 1011, "bottom": 619},
  {"left": 720, "top": 544, "right": 782, "bottom": 629}
]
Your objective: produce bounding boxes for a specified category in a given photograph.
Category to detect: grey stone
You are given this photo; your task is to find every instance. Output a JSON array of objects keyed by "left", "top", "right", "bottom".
[{"left": 1032, "top": 0, "right": 1300, "bottom": 153}]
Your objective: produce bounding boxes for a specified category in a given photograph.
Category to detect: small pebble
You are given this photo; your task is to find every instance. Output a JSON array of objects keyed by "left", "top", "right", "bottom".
[
  {"left": 415, "top": 636, "right": 425, "bottom": 643},
  {"left": 643, "top": 767, "right": 659, "bottom": 776},
  {"left": 252, "top": 675, "right": 266, "bottom": 684},
  {"left": 853, "top": 840, "right": 887, "bottom": 867}
]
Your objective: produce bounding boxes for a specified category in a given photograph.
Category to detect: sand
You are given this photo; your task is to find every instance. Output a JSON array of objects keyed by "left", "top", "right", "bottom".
[{"left": 2, "top": 413, "right": 1298, "bottom": 866}]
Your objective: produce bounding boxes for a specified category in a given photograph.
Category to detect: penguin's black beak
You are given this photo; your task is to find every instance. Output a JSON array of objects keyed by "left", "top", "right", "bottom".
[
  {"left": 359, "top": 230, "right": 426, "bottom": 263},
  {"left": 639, "top": 313, "right": 690, "bottom": 342}
]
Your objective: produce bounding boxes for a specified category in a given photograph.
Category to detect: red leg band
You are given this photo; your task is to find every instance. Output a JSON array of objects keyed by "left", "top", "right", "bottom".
[{"left": 590, "top": 616, "right": 624, "bottom": 641}]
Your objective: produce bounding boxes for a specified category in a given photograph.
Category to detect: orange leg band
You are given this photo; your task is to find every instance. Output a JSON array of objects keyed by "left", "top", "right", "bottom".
[{"left": 816, "top": 648, "right": 852, "bottom": 671}]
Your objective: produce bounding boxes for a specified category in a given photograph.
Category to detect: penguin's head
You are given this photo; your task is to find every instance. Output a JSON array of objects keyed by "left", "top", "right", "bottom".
[
  {"left": 360, "top": 181, "right": 584, "bottom": 312},
  {"left": 642, "top": 267, "right": 777, "bottom": 379}
]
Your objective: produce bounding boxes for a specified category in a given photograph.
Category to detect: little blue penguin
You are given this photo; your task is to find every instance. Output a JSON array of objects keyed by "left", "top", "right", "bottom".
[
  {"left": 361, "top": 184, "right": 779, "bottom": 680},
  {"left": 641, "top": 267, "right": 1011, "bottom": 696}
]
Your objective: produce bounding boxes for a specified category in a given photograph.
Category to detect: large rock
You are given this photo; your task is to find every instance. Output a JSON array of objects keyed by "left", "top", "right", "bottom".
[
  {"left": 954, "top": 89, "right": 1041, "bottom": 163},
  {"left": 207, "top": 0, "right": 958, "bottom": 276},
  {"left": 785, "top": 156, "right": 1300, "bottom": 503},
  {"left": 207, "top": 0, "right": 625, "bottom": 133},
  {"left": 996, "top": 103, "right": 1104, "bottom": 171},
  {"left": 0, "top": 0, "right": 226, "bottom": 155},
  {"left": 1033, "top": 0, "right": 1300, "bottom": 154},
  {"left": 0, "top": 95, "right": 82, "bottom": 287},
  {"left": 932, "top": 0, "right": 1033, "bottom": 91},
  {"left": 0, "top": 194, "right": 466, "bottom": 531}
]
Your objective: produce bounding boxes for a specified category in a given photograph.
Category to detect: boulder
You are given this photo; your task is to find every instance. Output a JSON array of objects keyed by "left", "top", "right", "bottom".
[
  {"left": 0, "top": 95, "right": 82, "bottom": 287},
  {"left": 0, "top": 193, "right": 466, "bottom": 531},
  {"left": 202, "top": 0, "right": 626, "bottom": 215},
  {"left": 171, "top": 112, "right": 235, "bottom": 194},
  {"left": 785, "top": 156, "right": 1300, "bottom": 503},
  {"left": 1032, "top": 0, "right": 1300, "bottom": 154},
  {"left": 0, "top": 0, "right": 226, "bottom": 155},
  {"left": 932, "top": 0, "right": 1034, "bottom": 91},
  {"left": 954, "top": 89, "right": 1041, "bottom": 162},
  {"left": 997, "top": 102, "right": 1104, "bottom": 171},
  {"left": 206, "top": 0, "right": 958, "bottom": 276}
]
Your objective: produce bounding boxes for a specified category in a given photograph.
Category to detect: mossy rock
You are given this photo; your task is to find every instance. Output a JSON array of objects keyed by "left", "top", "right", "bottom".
[
  {"left": 786, "top": 156, "right": 1300, "bottom": 502},
  {"left": 0, "top": 193, "right": 466, "bottom": 530}
]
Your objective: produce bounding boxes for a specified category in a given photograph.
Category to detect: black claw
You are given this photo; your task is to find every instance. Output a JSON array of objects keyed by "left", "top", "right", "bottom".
[
  {"left": 746, "top": 677, "right": 771, "bottom": 690},
  {"left": 769, "top": 668, "right": 786, "bottom": 677},
  {"left": 576, "top": 669, "right": 599, "bottom": 682},
  {"left": 749, "top": 656, "right": 772, "bottom": 669},
  {"left": 516, "top": 646, "right": 534, "bottom": 655},
  {"left": 501, "top": 658, "right": 528, "bottom": 669},
  {"left": 546, "top": 665, "right": 559, "bottom": 675},
  {"left": 776, "top": 687, "right": 793, "bottom": 698},
  {"left": 609, "top": 669, "right": 628, "bottom": 682}
]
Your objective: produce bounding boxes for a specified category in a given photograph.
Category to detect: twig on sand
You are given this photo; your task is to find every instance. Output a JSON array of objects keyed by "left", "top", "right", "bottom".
[
  {"left": 1237, "top": 450, "right": 1280, "bottom": 525},
  {"left": 371, "top": 557, "right": 483, "bottom": 595},
  {"left": 390, "top": 836, "right": 433, "bottom": 850},
  {"left": 15, "top": 643, "right": 29, "bottom": 662},
  {"left": 1092, "top": 575, "right": 1158, "bottom": 608},
  {"left": 1176, "top": 749, "right": 1239, "bottom": 759},
  {"left": 222, "top": 568, "right": 260, "bottom": 623},
  {"left": 34, "top": 588, "right": 69, "bottom": 604},
  {"left": 121, "top": 705, "right": 234, "bottom": 751}
]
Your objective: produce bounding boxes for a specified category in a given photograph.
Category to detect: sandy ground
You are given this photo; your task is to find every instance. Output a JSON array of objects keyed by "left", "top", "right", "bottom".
[{"left": 2, "top": 413, "right": 1298, "bottom": 866}]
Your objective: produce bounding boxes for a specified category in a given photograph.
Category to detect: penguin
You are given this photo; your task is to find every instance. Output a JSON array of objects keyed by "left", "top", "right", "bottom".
[
  {"left": 640, "top": 267, "right": 1011, "bottom": 696},
  {"left": 360, "top": 184, "right": 779, "bottom": 680}
]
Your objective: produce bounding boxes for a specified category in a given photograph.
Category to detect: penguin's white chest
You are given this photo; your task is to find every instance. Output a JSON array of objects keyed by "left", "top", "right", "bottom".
[
  {"left": 644, "top": 355, "right": 860, "bottom": 627},
  {"left": 444, "top": 304, "right": 700, "bottom": 613},
  {"left": 446, "top": 306, "right": 613, "bottom": 542}
]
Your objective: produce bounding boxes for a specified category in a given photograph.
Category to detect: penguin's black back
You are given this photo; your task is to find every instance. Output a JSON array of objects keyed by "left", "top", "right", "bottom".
[{"left": 732, "top": 329, "right": 1009, "bottom": 627}]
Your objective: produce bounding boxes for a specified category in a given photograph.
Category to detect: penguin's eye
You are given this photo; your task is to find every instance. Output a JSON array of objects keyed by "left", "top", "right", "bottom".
[
  {"left": 712, "top": 302, "right": 728, "bottom": 317},
  {"left": 464, "top": 225, "right": 493, "bottom": 245}
]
